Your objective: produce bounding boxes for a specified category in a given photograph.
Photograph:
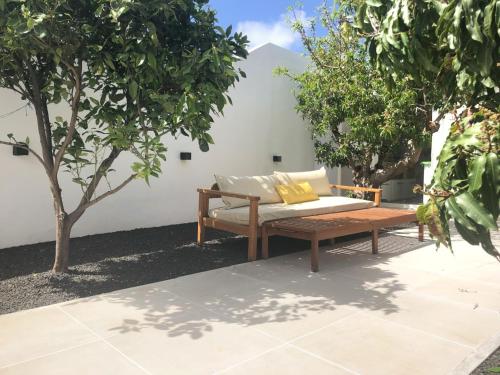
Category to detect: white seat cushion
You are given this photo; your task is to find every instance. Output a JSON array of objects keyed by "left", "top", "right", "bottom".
[
  {"left": 274, "top": 167, "right": 333, "bottom": 196},
  {"left": 214, "top": 174, "right": 283, "bottom": 208},
  {"left": 208, "top": 196, "right": 374, "bottom": 225}
]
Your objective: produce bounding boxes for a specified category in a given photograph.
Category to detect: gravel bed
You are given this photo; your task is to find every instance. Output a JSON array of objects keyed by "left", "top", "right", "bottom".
[
  {"left": 0, "top": 223, "right": 313, "bottom": 315},
  {"left": 471, "top": 346, "right": 500, "bottom": 374}
]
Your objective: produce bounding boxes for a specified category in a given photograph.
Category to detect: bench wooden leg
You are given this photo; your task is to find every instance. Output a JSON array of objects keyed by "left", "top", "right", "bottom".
[
  {"left": 262, "top": 226, "right": 269, "bottom": 259},
  {"left": 372, "top": 229, "right": 379, "bottom": 254},
  {"left": 197, "top": 220, "right": 205, "bottom": 246},
  {"left": 197, "top": 191, "right": 208, "bottom": 246},
  {"left": 311, "top": 236, "right": 319, "bottom": 272},
  {"left": 247, "top": 201, "right": 258, "bottom": 261},
  {"left": 248, "top": 234, "right": 257, "bottom": 261},
  {"left": 418, "top": 223, "right": 424, "bottom": 242}
]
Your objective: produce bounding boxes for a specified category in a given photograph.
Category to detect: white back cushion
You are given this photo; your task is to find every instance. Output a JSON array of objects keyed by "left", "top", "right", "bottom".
[
  {"left": 274, "top": 167, "right": 332, "bottom": 196},
  {"left": 214, "top": 174, "right": 283, "bottom": 208}
]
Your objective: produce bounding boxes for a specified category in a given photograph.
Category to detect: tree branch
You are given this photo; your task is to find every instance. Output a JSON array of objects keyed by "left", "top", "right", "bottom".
[
  {"left": 53, "top": 60, "right": 82, "bottom": 176},
  {"left": 69, "top": 173, "right": 137, "bottom": 223},
  {"left": 78, "top": 147, "right": 122, "bottom": 207},
  {"left": 371, "top": 141, "right": 422, "bottom": 186},
  {"left": 84, "top": 174, "right": 137, "bottom": 209},
  {"left": 26, "top": 61, "right": 53, "bottom": 167}
]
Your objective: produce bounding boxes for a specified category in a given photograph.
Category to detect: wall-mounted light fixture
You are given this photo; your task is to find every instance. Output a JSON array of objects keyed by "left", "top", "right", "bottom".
[
  {"left": 180, "top": 152, "right": 192, "bottom": 160},
  {"left": 273, "top": 155, "right": 282, "bottom": 163},
  {"left": 13, "top": 143, "right": 29, "bottom": 156}
]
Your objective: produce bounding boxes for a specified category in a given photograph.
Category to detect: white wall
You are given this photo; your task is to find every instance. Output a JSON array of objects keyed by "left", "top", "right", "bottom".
[
  {"left": 0, "top": 43, "right": 320, "bottom": 249},
  {"left": 424, "top": 112, "right": 454, "bottom": 187}
]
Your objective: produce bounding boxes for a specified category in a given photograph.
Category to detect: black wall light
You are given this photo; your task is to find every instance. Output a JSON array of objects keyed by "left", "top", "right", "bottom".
[
  {"left": 13, "top": 143, "right": 29, "bottom": 156},
  {"left": 180, "top": 152, "right": 192, "bottom": 160},
  {"left": 273, "top": 155, "right": 282, "bottom": 163}
]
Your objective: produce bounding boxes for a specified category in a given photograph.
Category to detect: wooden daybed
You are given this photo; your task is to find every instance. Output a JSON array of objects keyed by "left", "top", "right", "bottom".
[{"left": 197, "top": 184, "right": 385, "bottom": 261}]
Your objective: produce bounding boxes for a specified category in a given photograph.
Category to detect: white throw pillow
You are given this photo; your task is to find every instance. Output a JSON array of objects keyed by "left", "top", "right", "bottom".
[
  {"left": 274, "top": 167, "right": 333, "bottom": 196},
  {"left": 214, "top": 174, "right": 283, "bottom": 208}
]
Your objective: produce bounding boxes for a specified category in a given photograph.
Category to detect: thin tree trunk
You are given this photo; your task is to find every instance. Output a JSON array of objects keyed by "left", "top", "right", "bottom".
[{"left": 53, "top": 213, "right": 72, "bottom": 273}]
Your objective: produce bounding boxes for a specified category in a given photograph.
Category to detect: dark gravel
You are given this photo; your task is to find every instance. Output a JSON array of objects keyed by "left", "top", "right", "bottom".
[
  {"left": 0, "top": 222, "right": 315, "bottom": 315},
  {"left": 471, "top": 346, "right": 500, "bottom": 374}
]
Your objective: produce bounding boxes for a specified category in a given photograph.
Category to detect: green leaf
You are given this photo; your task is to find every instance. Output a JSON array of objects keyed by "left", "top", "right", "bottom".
[
  {"left": 477, "top": 41, "right": 493, "bottom": 77},
  {"left": 483, "top": 2, "right": 495, "bottom": 39},
  {"left": 129, "top": 80, "right": 138, "bottom": 99},
  {"left": 455, "top": 192, "right": 497, "bottom": 230},
  {"left": 468, "top": 155, "right": 487, "bottom": 192},
  {"left": 487, "top": 367, "right": 500, "bottom": 373},
  {"left": 485, "top": 152, "right": 499, "bottom": 194},
  {"left": 198, "top": 139, "right": 209, "bottom": 152},
  {"left": 454, "top": 220, "right": 480, "bottom": 245},
  {"left": 446, "top": 196, "right": 477, "bottom": 231}
]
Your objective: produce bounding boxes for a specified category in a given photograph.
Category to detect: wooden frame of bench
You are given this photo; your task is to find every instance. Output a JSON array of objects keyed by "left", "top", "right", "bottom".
[
  {"left": 261, "top": 208, "right": 424, "bottom": 272},
  {"left": 197, "top": 184, "right": 382, "bottom": 261}
]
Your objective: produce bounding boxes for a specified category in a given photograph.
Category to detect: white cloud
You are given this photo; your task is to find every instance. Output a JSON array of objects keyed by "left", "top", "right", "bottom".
[{"left": 236, "top": 11, "right": 308, "bottom": 50}]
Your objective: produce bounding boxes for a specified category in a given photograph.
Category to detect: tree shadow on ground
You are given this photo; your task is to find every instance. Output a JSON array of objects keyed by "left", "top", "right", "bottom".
[{"left": 59, "top": 231, "right": 433, "bottom": 341}]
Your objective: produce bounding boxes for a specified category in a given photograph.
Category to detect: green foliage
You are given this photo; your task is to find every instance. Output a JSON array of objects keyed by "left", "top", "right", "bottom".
[
  {"left": 278, "top": 2, "right": 429, "bottom": 188},
  {"left": 354, "top": 0, "right": 499, "bottom": 256},
  {"left": 0, "top": 0, "right": 248, "bottom": 187},
  {"left": 354, "top": 0, "right": 499, "bottom": 109},
  {"left": 420, "top": 109, "right": 499, "bottom": 255}
]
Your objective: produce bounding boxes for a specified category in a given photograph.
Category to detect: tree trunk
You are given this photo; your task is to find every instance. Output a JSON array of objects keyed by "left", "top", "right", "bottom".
[{"left": 53, "top": 214, "right": 73, "bottom": 273}]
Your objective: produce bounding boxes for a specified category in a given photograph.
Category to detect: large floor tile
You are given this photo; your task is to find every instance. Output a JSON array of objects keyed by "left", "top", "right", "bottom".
[
  {"left": 226, "top": 260, "right": 317, "bottom": 286},
  {"left": 387, "top": 243, "right": 495, "bottom": 274},
  {"left": 162, "top": 268, "right": 272, "bottom": 311},
  {"left": 61, "top": 284, "right": 203, "bottom": 338},
  {"left": 289, "top": 271, "right": 405, "bottom": 315},
  {"left": 293, "top": 313, "right": 470, "bottom": 375},
  {"left": 0, "top": 341, "right": 144, "bottom": 375},
  {"left": 448, "top": 262, "right": 500, "bottom": 286},
  {"left": 335, "top": 258, "right": 440, "bottom": 293},
  {"left": 414, "top": 276, "right": 500, "bottom": 311},
  {"left": 209, "top": 283, "right": 358, "bottom": 341},
  {"left": 0, "top": 307, "right": 98, "bottom": 368},
  {"left": 220, "top": 345, "right": 353, "bottom": 374},
  {"left": 368, "top": 292, "right": 500, "bottom": 347},
  {"left": 257, "top": 245, "right": 393, "bottom": 276},
  {"left": 106, "top": 317, "right": 281, "bottom": 374}
]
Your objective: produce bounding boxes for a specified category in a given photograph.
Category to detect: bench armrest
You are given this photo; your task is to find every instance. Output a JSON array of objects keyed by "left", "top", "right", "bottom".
[
  {"left": 330, "top": 184, "right": 382, "bottom": 207},
  {"left": 197, "top": 188, "right": 260, "bottom": 234},
  {"left": 197, "top": 188, "right": 260, "bottom": 202}
]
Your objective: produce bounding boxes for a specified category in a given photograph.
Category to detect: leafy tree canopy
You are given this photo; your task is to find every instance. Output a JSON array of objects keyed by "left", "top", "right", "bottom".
[
  {"left": 278, "top": 3, "right": 430, "bottom": 189},
  {"left": 354, "top": 0, "right": 499, "bottom": 257},
  {"left": 0, "top": 0, "right": 248, "bottom": 272}
]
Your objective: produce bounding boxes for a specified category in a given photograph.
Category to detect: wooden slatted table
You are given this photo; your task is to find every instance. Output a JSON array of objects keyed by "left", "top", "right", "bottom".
[{"left": 261, "top": 208, "right": 424, "bottom": 272}]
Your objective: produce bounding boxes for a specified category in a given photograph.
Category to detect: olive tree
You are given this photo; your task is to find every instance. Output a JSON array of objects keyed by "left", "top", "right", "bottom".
[
  {"left": 0, "top": 0, "right": 248, "bottom": 272},
  {"left": 278, "top": 3, "right": 430, "bottom": 189},
  {"left": 354, "top": 0, "right": 499, "bottom": 257}
]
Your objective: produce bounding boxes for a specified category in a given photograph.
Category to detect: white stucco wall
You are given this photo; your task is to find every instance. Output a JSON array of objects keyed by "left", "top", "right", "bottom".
[
  {"left": 0, "top": 43, "right": 323, "bottom": 249},
  {"left": 423, "top": 112, "right": 454, "bottom": 187}
]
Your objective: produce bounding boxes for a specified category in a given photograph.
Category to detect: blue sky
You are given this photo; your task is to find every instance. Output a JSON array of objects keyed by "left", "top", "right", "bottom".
[{"left": 208, "top": 0, "right": 323, "bottom": 51}]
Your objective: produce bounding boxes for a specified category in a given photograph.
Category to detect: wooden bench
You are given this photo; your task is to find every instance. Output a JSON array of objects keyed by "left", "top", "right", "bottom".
[
  {"left": 261, "top": 208, "right": 424, "bottom": 272},
  {"left": 197, "top": 184, "right": 383, "bottom": 261}
]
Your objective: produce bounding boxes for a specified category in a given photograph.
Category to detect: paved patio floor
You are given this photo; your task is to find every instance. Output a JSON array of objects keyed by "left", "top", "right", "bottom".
[{"left": 1, "top": 228, "right": 499, "bottom": 374}]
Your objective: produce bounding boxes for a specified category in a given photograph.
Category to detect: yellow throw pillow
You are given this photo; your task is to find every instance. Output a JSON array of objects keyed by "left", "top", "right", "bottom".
[{"left": 275, "top": 182, "right": 320, "bottom": 205}]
